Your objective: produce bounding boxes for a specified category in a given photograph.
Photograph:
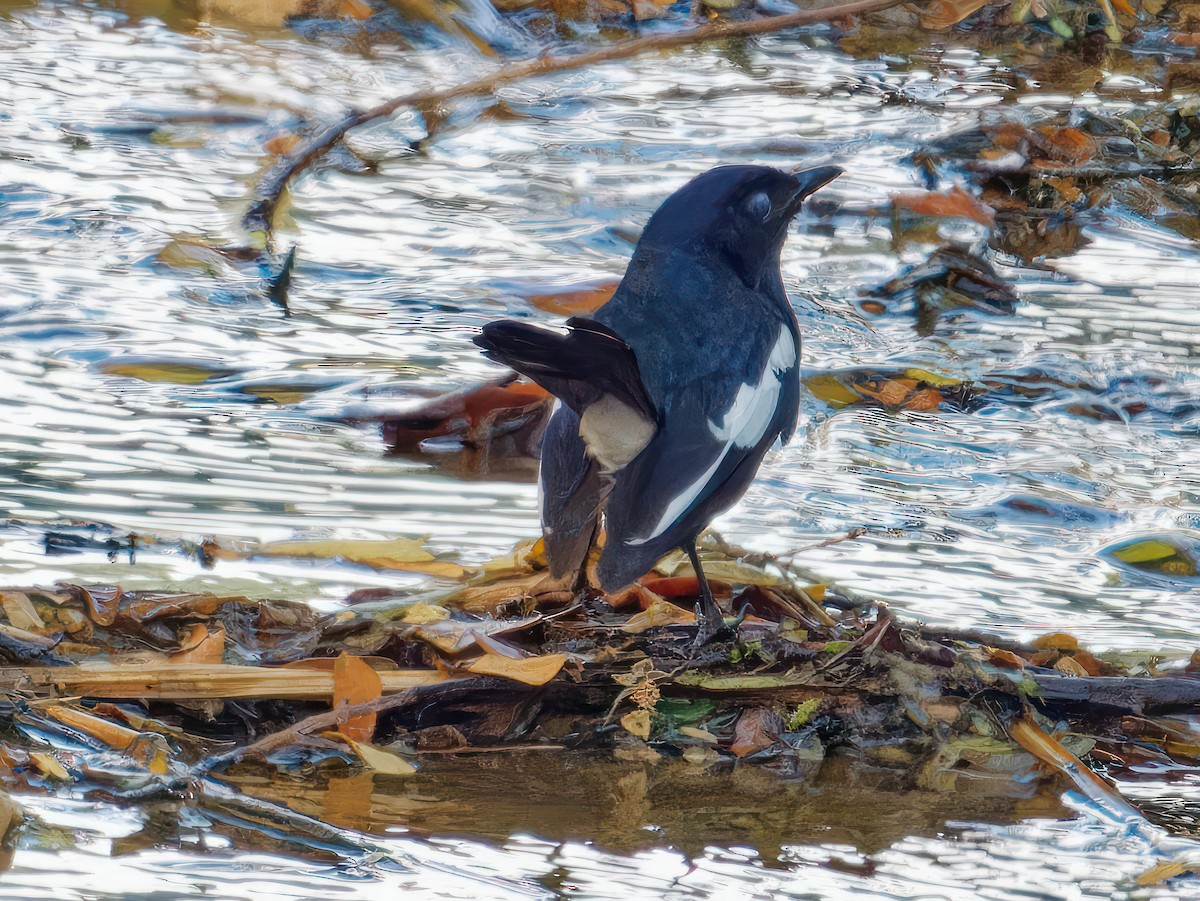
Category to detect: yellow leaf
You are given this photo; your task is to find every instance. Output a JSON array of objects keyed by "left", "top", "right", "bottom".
[
  {"left": 1, "top": 592, "right": 45, "bottom": 633},
  {"left": 621, "top": 709, "right": 651, "bottom": 739},
  {"left": 101, "top": 360, "right": 227, "bottom": 385},
  {"left": 682, "top": 746, "right": 719, "bottom": 766},
  {"left": 903, "top": 368, "right": 964, "bottom": 388},
  {"left": 399, "top": 603, "right": 451, "bottom": 624},
  {"left": 1054, "top": 655, "right": 1088, "bottom": 677},
  {"left": 29, "top": 752, "right": 70, "bottom": 781},
  {"left": 679, "top": 726, "right": 718, "bottom": 743},
  {"left": 346, "top": 739, "right": 417, "bottom": 776},
  {"left": 1111, "top": 539, "right": 1182, "bottom": 564},
  {"left": 621, "top": 600, "right": 696, "bottom": 634},
  {"left": 1137, "top": 859, "right": 1200, "bottom": 885},
  {"left": 804, "top": 373, "right": 863, "bottom": 409},
  {"left": 466, "top": 652, "right": 566, "bottom": 686},
  {"left": 255, "top": 536, "right": 467, "bottom": 579}
]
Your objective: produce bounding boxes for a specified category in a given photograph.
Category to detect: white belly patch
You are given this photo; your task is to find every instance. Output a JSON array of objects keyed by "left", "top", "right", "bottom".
[
  {"left": 578, "top": 395, "right": 656, "bottom": 474},
  {"left": 626, "top": 324, "right": 797, "bottom": 545}
]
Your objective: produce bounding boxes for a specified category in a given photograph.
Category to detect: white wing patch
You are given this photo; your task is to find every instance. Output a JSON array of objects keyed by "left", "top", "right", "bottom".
[{"left": 626, "top": 326, "right": 796, "bottom": 546}]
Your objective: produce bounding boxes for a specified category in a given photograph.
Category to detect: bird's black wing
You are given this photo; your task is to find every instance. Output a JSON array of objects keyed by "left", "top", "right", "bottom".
[
  {"left": 473, "top": 318, "right": 655, "bottom": 423},
  {"left": 595, "top": 320, "right": 800, "bottom": 590},
  {"left": 538, "top": 405, "right": 611, "bottom": 581}
]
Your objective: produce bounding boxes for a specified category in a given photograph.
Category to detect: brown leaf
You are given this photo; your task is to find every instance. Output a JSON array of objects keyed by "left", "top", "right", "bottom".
[
  {"left": 465, "top": 652, "right": 566, "bottom": 686},
  {"left": 263, "top": 132, "right": 302, "bottom": 155},
  {"left": 377, "top": 378, "right": 553, "bottom": 455},
  {"left": 1036, "top": 126, "right": 1098, "bottom": 165},
  {"left": 892, "top": 186, "right": 995, "bottom": 225},
  {"left": 731, "top": 707, "right": 783, "bottom": 757},
  {"left": 254, "top": 536, "right": 467, "bottom": 579},
  {"left": 987, "top": 648, "right": 1025, "bottom": 670},
  {"left": 74, "top": 585, "right": 122, "bottom": 627},
  {"left": 333, "top": 653, "right": 383, "bottom": 743},
  {"left": 1054, "top": 655, "right": 1089, "bottom": 677},
  {"left": 621, "top": 600, "right": 696, "bottom": 633},
  {"left": 46, "top": 706, "right": 173, "bottom": 775},
  {"left": 921, "top": 0, "right": 996, "bottom": 27},
  {"left": 1033, "top": 631, "right": 1079, "bottom": 651}
]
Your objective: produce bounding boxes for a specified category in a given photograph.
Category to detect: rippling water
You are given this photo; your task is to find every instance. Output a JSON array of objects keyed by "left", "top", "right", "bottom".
[{"left": 2, "top": 0, "right": 1200, "bottom": 896}]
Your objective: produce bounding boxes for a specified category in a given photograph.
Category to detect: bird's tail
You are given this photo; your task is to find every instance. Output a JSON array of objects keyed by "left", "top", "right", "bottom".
[{"left": 474, "top": 318, "right": 655, "bottom": 422}]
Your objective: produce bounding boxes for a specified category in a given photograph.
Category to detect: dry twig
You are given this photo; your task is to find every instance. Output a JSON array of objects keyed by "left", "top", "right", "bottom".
[{"left": 244, "top": 0, "right": 912, "bottom": 243}]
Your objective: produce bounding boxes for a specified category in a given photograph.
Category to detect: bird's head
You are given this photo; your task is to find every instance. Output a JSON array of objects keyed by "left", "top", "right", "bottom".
[{"left": 634, "top": 164, "right": 842, "bottom": 290}]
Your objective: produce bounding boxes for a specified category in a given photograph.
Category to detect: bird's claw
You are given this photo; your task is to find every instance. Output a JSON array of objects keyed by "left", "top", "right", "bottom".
[{"left": 692, "top": 598, "right": 734, "bottom": 647}]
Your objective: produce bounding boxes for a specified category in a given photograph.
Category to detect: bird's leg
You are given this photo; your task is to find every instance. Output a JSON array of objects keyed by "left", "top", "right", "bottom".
[{"left": 685, "top": 539, "right": 727, "bottom": 645}]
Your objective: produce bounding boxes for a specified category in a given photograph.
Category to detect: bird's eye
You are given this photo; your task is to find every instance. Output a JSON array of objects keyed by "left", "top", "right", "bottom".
[{"left": 745, "top": 191, "right": 772, "bottom": 221}]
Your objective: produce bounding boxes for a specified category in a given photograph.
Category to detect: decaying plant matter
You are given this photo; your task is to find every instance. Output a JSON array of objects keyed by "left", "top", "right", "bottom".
[{"left": 1, "top": 532, "right": 1199, "bottom": 875}]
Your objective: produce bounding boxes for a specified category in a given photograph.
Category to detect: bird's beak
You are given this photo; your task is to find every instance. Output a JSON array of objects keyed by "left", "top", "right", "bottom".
[{"left": 790, "top": 165, "right": 843, "bottom": 202}]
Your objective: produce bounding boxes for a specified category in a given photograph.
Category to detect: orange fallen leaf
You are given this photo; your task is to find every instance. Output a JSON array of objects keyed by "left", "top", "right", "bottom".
[
  {"left": 47, "top": 706, "right": 172, "bottom": 775},
  {"left": 523, "top": 280, "right": 619, "bottom": 316},
  {"left": 920, "top": 0, "right": 995, "bottom": 28},
  {"left": 987, "top": 648, "right": 1025, "bottom": 670},
  {"left": 380, "top": 378, "right": 552, "bottom": 454},
  {"left": 1042, "top": 176, "right": 1083, "bottom": 203},
  {"left": 333, "top": 653, "right": 383, "bottom": 742},
  {"left": 339, "top": 0, "right": 373, "bottom": 18},
  {"left": 1033, "top": 632, "right": 1079, "bottom": 652},
  {"left": 263, "top": 132, "right": 302, "bottom": 155},
  {"left": 607, "top": 582, "right": 663, "bottom": 611},
  {"left": 1110, "top": 0, "right": 1135, "bottom": 13},
  {"left": 892, "top": 186, "right": 995, "bottom": 226},
  {"left": 169, "top": 624, "right": 225, "bottom": 666},
  {"left": 465, "top": 652, "right": 566, "bottom": 686},
  {"left": 1037, "top": 126, "right": 1097, "bottom": 165},
  {"left": 639, "top": 576, "right": 733, "bottom": 599}
]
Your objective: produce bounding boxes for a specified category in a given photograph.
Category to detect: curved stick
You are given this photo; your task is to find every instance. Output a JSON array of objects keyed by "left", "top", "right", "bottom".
[{"left": 244, "top": 0, "right": 910, "bottom": 241}]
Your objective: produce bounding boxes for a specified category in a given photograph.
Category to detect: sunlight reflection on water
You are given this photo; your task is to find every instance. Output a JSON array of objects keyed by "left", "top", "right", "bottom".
[{"left": 2, "top": 0, "right": 1200, "bottom": 896}]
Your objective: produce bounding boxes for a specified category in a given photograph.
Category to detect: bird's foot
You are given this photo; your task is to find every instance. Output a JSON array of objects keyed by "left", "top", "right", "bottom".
[{"left": 692, "top": 597, "right": 734, "bottom": 647}]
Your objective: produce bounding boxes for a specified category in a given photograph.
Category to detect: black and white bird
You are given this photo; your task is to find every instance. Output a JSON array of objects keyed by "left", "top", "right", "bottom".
[{"left": 475, "top": 164, "right": 841, "bottom": 639}]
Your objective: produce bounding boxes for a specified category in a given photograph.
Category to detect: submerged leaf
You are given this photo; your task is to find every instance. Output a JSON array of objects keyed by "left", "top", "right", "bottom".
[
  {"left": 521, "top": 280, "right": 618, "bottom": 316},
  {"left": 892, "top": 186, "right": 995, "bottom": 224},
  {"left": 254, "top": 536, "right": 467, "bottom": 579}
]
